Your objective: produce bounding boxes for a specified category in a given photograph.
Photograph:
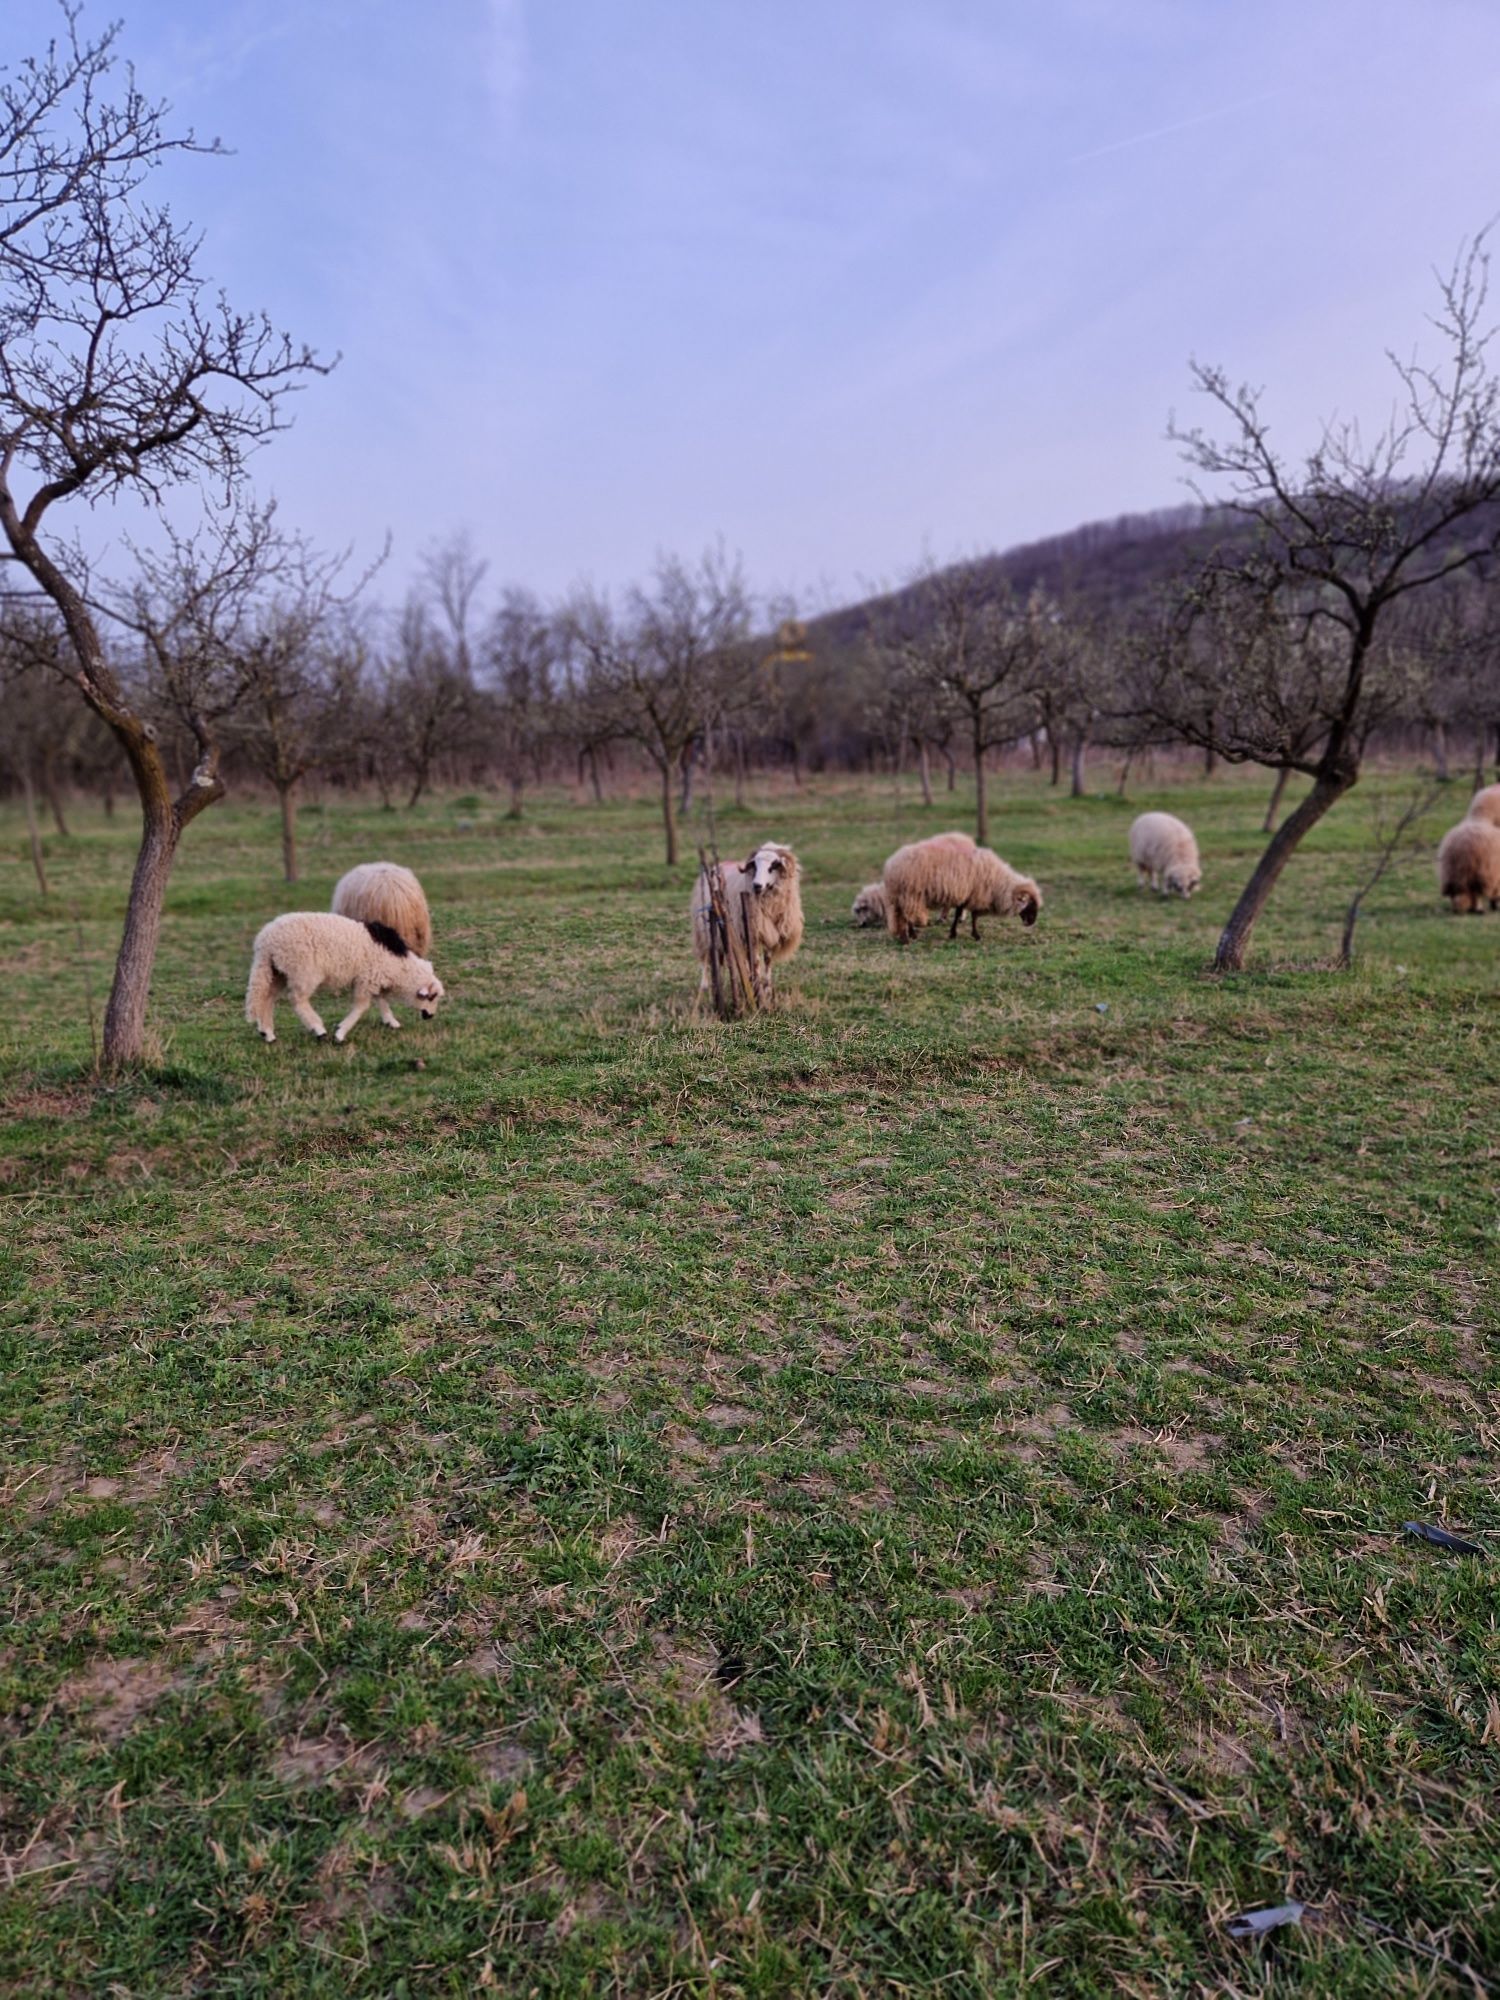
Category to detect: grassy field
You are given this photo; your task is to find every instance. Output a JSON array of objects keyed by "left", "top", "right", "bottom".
[{"left": 1, "top": 763, "right": 1497, "bottom": 1997}]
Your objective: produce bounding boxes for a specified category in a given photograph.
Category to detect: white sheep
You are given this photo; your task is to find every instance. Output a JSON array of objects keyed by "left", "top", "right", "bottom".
[
  {"left": 881, "top": 831, "right": 1041, "bottom": 942},
  {"left": 331, "top": 861, "right": 433, "bottom": 956},
  {"left": 246, "top": 913, "right": 445, "bottom": 1044},
  {"left": 1128, "top": 811, "right": 1202, "bottom": 897},
  {"left": 1466, "top": 783, "right": 1500, "bottom": 829},
  {"left": 1437, "top": 818, "right": 1500, "bottom": 913},
  {"left": 692, "top": 842, "right": 804, "bottom": 1001},
  {"left": 851, "top": 881, "right": 887, "bottom": 927}
]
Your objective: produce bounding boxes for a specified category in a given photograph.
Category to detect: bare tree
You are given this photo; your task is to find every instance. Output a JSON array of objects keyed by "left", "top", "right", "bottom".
[
  {"left": 228, "top": 539, "right": 376, "bottom": 880},
  {"left": 0, "top": 9, "right": 328, "bottom": 1063},
  {"left": 482, "top": 588, "right": 557, "bottom": 818},
  {"left": 1159, "top": 234, "right": 1500, "bottom": 971},
  {"left": 381, "top": 592, "right": 476, "bottom": 809},
  {"left": 888, "top": 565, "right": 1052, "bottom": 846},
  {"left": 566, "top": 550, "right": 752, "bottom": 865}
]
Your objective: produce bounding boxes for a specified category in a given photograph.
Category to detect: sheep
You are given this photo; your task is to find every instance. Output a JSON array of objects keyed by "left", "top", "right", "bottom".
[
  {"left": 1128, "top": 811, "right": 1202, "bottom": 897},
  {"left": 331, "top": 861, "right": 432, "bottom": 957},
  {"left": 1466, "top": 783, "right": 1500, "bottom": 829},
  {"left": 246, "top": 913, "right": 445, "bottom": 1044},
  {"left": 851, "top": 881, "right": 887, "bottom": 928},
  {"left": 692, "top": 842, "right": 804, "bottom": 1001},
  {"left": 881, "top": 831, "right": 1041, "bottom": 943},
  {"left": 1437, "top": 818, "right": 1500, "bottom": 913}
]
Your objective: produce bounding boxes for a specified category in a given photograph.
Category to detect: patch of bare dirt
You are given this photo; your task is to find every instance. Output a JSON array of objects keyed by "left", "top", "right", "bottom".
[
  {"left": 52, "top": 1658, "right": 177, "bottom": 1741},
  {"left": 644, "top": 1634, "right": 765, "bottom": 1759},
  {"left": 3, "top": 1083, "right": 93, "bottom": 1121},
  {"left": 270, "top": 1734, "right": 380, "bottom": 1788}
]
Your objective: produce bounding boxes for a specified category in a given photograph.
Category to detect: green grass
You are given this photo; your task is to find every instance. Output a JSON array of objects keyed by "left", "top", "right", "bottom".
[{"left": 1, "top": 764, "right": 1497, "bottom": 1996}]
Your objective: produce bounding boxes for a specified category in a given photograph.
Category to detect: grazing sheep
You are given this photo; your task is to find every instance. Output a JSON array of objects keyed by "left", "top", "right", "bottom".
[
  {"left": 851, "top": 881, "right": 887, "bottom": 928},
  {"left": 246, "top": 913, "right": 445, "bottom": 1044},
  {"left": 881, "top": 831, "right": 1041, "bottom": 943},
  {"left": 692, "top": 842, "right": 804, "bottom": 1001},
  {"left": 1467, "top": 783, "right": 1500, "bottom": 829},
  {"left": 1129, "top": 811, "right": 1202, "bottom": 897},
  {"left": 331, "top": 861, "right": 432, "bottom": 956},
  {"left": 1437, "top": 819, "right": 1500, "bottom": 913}
]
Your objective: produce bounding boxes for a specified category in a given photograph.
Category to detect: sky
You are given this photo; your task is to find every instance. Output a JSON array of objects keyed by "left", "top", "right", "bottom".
[{"left": 7, "top": 0, "right": 1500, "bottom": 613}]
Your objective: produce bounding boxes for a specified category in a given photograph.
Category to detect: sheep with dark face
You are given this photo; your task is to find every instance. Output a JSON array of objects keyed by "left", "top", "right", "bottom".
[
  {"left": 246, "top": 913, "right": 445, "bottom": 1043},
  {"left": 1437, "top": 818, "right": 1500, "bottom": 913},
  {"left": 881, "top": 832, "right": 1041, "bottom": 943},
  {"left": 1128, "top": 812, "right": 1202, "bottom": 897},
  {"left": 331, "top": 861, "right": 432, "bottom": 956},
  {"left": 691, "top": 842, "right": 804, "bottom": 1001}
]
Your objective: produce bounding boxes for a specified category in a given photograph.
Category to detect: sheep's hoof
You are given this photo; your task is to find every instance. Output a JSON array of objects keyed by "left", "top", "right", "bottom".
[
  {"left": 259, "top": 1030, "right": 275, "bottom": 1043},
  {"left": 314, "top": 1030, "right": 327, "bottom": 1041},
  {"left": 385, "top": 1019, "right": 401, "bottom": 1030},
  {"left": 333, "top": 1030, "right": 347, "bottom": 1044}
]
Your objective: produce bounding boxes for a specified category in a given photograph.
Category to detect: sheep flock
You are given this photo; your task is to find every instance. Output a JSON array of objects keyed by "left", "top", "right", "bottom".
[{"left": 240, "top": 778, "right": 1497, "bottom": 1048}]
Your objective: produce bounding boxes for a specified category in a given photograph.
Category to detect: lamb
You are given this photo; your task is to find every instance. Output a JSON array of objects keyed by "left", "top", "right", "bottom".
[
  {"left": 851, "top": 881, "right": 887, "bottom": 927},
  {"left": 246, "top": 913, "right": 445, "bottom": 1043},
  {"left": 1437, "top": 818, "right": 1500, "bottom": 913},
  {"left": 881, "top": 831, "right": 1041, "bottom": 943},
  {"left": 1128, "top": 811, "right": 1202, "bottom": 897},
  {"left": 331, "top": 861, "right": 432, "bottom": 956},
  {"left": 692, "top": 842, "right": 804, "bottom": 1000},
  {"left": 1466, "top": 783, "right": 1500, "bottom": 829}
]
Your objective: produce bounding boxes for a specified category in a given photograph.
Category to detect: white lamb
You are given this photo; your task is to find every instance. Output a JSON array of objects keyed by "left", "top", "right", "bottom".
[
  {"left": 245, "top": 913, "right": 445, "bottom": 1044},
  {"left": 1129, "top": 811, "right": 1202, "bottom": 896},
  {"left": 692, "top": 842, "right": 804, "bottom": 1001}
]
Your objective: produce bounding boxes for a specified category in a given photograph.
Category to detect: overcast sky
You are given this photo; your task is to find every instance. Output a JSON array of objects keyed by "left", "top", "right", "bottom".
[{"left": 8, "top": 0, "right": 1500, "bottom": 610}]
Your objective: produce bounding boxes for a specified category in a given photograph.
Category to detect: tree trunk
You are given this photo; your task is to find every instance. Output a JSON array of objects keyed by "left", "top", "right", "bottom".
[
  {"left": 1116, "top": 749, "right": 1135, "bottom": 798},
  {"left": 733, "top": 731, "right": 747, "bottom": 809},
  {"left": 43, "top": 756, "right": 70, "bottom": 837},
  {"left": 1028, "top": 731, "right": 1045, "bottom": 772},
  {"left": 943, "top": 746, "right": 957, "bottom": 792},
  {"left": 1261, "top": 766, "right": 1290, "bottom": 834},
  {"left": 20, "top": 768, "right": 48, "bottom": 895},
  {"left": 679, "top": 740, "right": 696, "bottom": 814},
  {"left": 1431, "top": 721, "right": 1449, "bottom": 782},
  {"left": 0, "top": 504, "right": 224, "bottom": 1068},
  {"left": 1070, "top": 734, "right": 1088, "bottom": 798},
  {"left": 508, "top": 771, "right": 524, "bottom": 819},
  {"left": 1204, "top": 744, "right": 1218, "bottom": 777},
  {"left": 102, "top": 803, "right": 180, "bottom": 1063},
  {"left": 1049, "top": 735, "right": 1062, "bottom": 787},
  {"left": 917, "top": 737, "right": 934, "bottom": 807},
  {"left": 278, "top": 778, "right": 298, "bottom": 883},
  {"left": 660, "top": 760, "right": 678, "bottom": 865},
  {"left": 973, "top": 722, "right": 989, "bottom": 848},
  {"left": 1214, "top": 773, "right": 1351, "bottom": 972}
]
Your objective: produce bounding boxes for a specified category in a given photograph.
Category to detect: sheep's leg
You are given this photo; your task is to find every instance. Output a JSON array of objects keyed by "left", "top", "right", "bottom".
[
  {"left": 971, "top": 915, "right": 983, "bottom": 940},
  {"left": 290, "top": 991, "right": 329, "bottom": 1039},
  {"left": 377, "top": 997, "right": 402, "bottom": 1028},
  {"left": 334, "top": 989, "right": 374, "bottom": 1043},
  {"left": 948, "top": 904, "right": 965, "bottom": 939}
]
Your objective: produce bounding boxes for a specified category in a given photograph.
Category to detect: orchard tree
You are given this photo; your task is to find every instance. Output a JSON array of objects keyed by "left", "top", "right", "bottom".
[
  {"left": 566, "top": 549, "right": 752, "bottom": 865},
  {"left": 482, "top": 587, "right": 558, "bottom": 818},
  {"left": 888, "top": 564, "right": 1056, "bottom": 846},
  {"left": 0, "top": 8, "right": 327, "bottom": 1063},
  {"left": 1160, "top": 233, "right": 1500, "bottom": 971}
]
